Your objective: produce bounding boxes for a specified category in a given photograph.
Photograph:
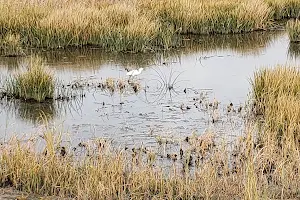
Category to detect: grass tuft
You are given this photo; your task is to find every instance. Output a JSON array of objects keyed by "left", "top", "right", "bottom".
[
  {"left": 5, "top": 56, "right": 55, "bottom": 102},
  {"left": 251, "top": 66, "right": 300, "bottom": 147}
]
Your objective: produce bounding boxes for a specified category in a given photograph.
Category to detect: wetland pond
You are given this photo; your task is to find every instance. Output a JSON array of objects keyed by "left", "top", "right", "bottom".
[{"left": 0, "top": 31, "right": 300, "bottom": 153}]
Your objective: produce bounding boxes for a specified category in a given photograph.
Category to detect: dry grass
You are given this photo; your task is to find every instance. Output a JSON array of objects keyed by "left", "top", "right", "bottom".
[
  {"left": 0, "top": 124, "right": 299, "bottom": 199},
  {"left": 5, "top": 56, "right": 55, "bottom": 102},
  {"left": 1, "top": 0, "right": 298, "bottom": 52},
  {"left": 142, "top": 0, "right": 272, "bottom": 34},
  {"left": 251, "top": 66, "right": 300, "bottom": 150},
  {"left": 287, "top": 19, "right": 300, "bottom": 43},
  {"left": 0, "top": 0, "right": 177, "bottom": 52}
]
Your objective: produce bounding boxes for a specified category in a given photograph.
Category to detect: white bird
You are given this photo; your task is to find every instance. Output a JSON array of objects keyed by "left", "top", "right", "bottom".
[{"left": 126, "top": 68, "right": 143, "bottom": 77}]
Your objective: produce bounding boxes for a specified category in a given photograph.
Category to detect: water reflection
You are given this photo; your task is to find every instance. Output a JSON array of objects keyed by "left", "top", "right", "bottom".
[
  {"left": 288, "top": 43, "right": 300, "bottom": 59},
  {"left": 181, "top": 31, "right": 282, "bottom": 55},
  {"left": 0, "top": 31, "right": 283, "bottom": 71},
  {"left": 2, "top": 100, "right": 57, "bottom": 124},
  {"left": 1, "top": 98, "right": 83, "bottom": 124}
]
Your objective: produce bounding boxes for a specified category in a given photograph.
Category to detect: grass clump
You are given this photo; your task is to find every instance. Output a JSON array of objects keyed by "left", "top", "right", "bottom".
[
  {"left": 0, "top": 32, "right": 24, "bottom": 57},
  {"left": 287, "top": 20, "right": 300, "bottom": 42},
  {"left": 5, "top": 56, "right": 55, "bottom": 102},
  {"left": 252, "top": 66, "right": 300, "bottom": 147}
]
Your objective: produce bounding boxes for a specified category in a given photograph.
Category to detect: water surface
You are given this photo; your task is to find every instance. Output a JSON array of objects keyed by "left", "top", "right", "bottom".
[{"left": 0, "top": 31, "right": 299, "bottom": 150}]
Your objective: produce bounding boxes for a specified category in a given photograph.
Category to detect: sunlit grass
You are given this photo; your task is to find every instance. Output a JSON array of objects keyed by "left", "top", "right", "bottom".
[
  {"left": 142, "top": 0, "right": 272, "bottom": 34},
  {"left": 252, "top": 66, "right": 300, "bottom": 147},
  {"left": 5, "top": 56, "right": 55, "bottom": 102},
  {"left": 0, "top": 126, "right": 300, "bottom": 199},
  {"left": 1, "top": 0, "right": 298, "bottom": 52}
]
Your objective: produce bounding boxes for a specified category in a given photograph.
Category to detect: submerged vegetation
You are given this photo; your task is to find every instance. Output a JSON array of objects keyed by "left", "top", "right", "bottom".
[
  {"left": 0, "top": 0, "right": 299, "bottom": 52},
  {"left": 5, "top": 56, "right": 55, "bottom": 102}
]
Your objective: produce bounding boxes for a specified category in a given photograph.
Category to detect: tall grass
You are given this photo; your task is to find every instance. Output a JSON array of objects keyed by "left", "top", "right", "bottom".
[
  {"left": 0, "top": 0, "right": 177, "bottom": 52},
  {"left": 252, "top": 66, "right": 300, "bottom": 148},
  {"left": 0, "top": 0, "right": 297, "bottom": 52},
  {"left": 287, "top": 20, "right": 300, "bottom": 42},
  {"left": 0, "top": 124, "right": 300, "bottom": 199},
  {"left": 141, "top": 0, "right": 272, "bottom": 34},
  {"left": 5, "top": 56, "right": 55, "bottom": 102}
]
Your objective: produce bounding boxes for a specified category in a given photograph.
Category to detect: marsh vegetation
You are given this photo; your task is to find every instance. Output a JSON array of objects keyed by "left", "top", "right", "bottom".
[
  {"left": 4, "top": 56, "right": 55, "bottom": 102},
  {"left": 0, "top": 0, "right": 300, "bottom": 199},
  {"left": 0, "top": 0, "right": 299, "bottom": 52}
]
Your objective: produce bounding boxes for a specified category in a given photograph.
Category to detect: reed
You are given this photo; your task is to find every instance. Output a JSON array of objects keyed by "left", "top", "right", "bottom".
[{"left": 5, "top": 56, "right": 55, "bottom": 102}]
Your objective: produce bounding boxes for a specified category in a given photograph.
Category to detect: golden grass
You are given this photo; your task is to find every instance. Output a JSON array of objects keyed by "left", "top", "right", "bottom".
[
  {"left": 287, "top": 19, "right": 300, "bottom": 42},
  {"left": 5, "top": 56, "right": 55, "bottom": 102},
  {"left": 0, "top": 125, "right": 300, "bottom": 199},
  {"left": 0, "top": 0, "right": 177, "bottom": 52},
  {"left": 1, "top": 0, "right": 297, "bottom": 52},
  {"left": 142, "top": 0, "right": 272, "bottom": 34},
  {"left": 252, "top": 66, "right": 300, "bottom": 149}
]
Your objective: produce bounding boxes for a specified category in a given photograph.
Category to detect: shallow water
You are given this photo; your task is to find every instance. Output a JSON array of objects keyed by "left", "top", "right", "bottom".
[{"left": 0, "top": 31, "right": 299, "bottom": 151}]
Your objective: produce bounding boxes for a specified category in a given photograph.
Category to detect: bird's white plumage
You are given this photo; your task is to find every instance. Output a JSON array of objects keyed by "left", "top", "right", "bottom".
[{"left": 126, "top": 68, "right": 143, "bottom": 77}]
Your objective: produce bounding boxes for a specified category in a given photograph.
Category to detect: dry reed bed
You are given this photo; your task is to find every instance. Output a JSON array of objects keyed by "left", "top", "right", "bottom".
[{"left": 0, "top": 0, "right": 299, "bottom": 52}]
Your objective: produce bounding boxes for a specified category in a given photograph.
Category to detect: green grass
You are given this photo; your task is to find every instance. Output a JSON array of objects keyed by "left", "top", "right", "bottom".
[{"left": 5, "top": 56, "right": 55, "bottom": 102}]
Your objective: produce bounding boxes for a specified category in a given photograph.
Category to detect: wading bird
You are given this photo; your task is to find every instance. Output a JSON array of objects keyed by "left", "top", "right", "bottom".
[{"left": 126, "top": 68, "right": 144, "bottom": 77}]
